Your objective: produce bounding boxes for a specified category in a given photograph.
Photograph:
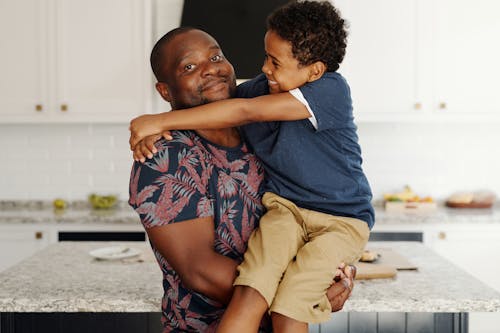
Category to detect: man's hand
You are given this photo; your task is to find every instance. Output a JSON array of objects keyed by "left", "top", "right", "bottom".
[
  {"left": 327, "top": 264, "right": 356, "bottom": 312},
  {"left": 129, "top": 114, "right": 168, "bottom": 149}
]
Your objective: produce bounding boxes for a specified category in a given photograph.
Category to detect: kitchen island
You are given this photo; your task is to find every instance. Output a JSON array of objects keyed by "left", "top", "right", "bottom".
[{"left": 1, "top": 241, "right": 499, "bottom": 333}]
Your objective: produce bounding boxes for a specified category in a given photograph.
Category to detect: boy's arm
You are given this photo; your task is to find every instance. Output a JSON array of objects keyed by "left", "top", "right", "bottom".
[{"left": 129, "top": 92, "right": 310, "bottom": 149}]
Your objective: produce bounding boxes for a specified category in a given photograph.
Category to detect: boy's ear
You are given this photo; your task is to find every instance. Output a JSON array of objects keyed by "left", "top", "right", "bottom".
[
  {"left": 307, "top": 61, "right": 327, "bottom": 82},
  {"left": 155, "top": 82, "right": 172, "bottom": 102}
]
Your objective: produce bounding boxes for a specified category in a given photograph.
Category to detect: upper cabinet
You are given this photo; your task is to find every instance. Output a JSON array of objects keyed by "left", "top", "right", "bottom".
[
  {"left": 0, "top": 0, "right": 49, "bottom": 122},
  {"left": 0, "top": 0, "right": 152, "bottom": 123},
  {"left": 432, "top": 0, "right": 500, "bottom": 116},
  {"left": 334, "top": 0, "right": 500, "bottom": 122},
  {"left": 335, "top": 0, "right": 420, "bottom": 117}
]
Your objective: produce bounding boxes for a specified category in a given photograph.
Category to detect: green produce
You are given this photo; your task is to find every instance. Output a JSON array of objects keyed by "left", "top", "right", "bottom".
[
  {"left": 88, "top": 194, "right": 117, "bottom": 209},
  {"left": 53, "top": 198, "right": 67, "bottom": 210}
]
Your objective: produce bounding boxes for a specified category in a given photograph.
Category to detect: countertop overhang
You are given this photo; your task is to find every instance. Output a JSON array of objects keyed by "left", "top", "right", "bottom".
[{"left": 1, "top": 241, "right": 499, "bottom": 313}]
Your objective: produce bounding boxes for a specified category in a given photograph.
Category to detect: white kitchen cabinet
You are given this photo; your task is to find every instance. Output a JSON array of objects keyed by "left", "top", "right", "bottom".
[
  {"left": 431, "top": 0, "right": 500, "bottom": 116},
  {"left": 335, "top": 0, "right": 420, "bottom": 117},
  {"left": 0, "top": 225, "right": 55, "bottom": 272},
  {"left": 0, "top": 0, "right": 152, "bottom": 123},
  {"left": 426, "top": 224, "right": 500, "bottom": 293},
  {"left": 0, "top": 0, "right": 49, "bottom": 121},
  {"left": 425, "top": 224, "right": 500, "bottom": 333},
  {"left": 333, "top": 0, "right": 500, "bottom": 122}
]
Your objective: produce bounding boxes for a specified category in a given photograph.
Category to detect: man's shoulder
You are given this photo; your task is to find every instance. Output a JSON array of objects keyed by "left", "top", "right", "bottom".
[
  {"left": 236, "top": 74, "right": 269, "bottom": 98},
  {"left": 154, "top": 130, "right": 199, "bottom": 152}
]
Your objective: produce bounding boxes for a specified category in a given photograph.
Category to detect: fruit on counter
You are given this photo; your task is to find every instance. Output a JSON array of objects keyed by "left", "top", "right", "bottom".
[
  {"left": 88, "top": 193, "right": 117, "bottom": 209},
  {"left": 383, "top": 186, "right": 434, "bottom": 203},
  {"left": 53, "top": 198, "right": 68, "bottom": 210}
]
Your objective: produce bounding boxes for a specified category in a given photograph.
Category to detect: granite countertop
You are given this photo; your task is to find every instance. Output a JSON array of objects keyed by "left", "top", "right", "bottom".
[
  {"left": 1, "top": 200, "right": 500, "bottom": 226},
  {"left": 374, "top": 203, "right": 500, "bottom": 225},
  {"left": 0, "top": 201, "right": 139, "bottom": 225},
  {"left": 1, "top": 241, "right": 499, "bottom": 313}
]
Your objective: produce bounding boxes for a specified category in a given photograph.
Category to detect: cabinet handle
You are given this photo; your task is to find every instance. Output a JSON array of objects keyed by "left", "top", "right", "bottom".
[
  {"left": 439, "top": 102, "right": 447, "bottom": 110},
  {"left": 35, "top": 104, "right": 43, "bottom": 112},
  {"left": 61, "top": 104, "right": 68, "bottom": 112},
  {"left": 438, "top": 231, "right": 446, "bottom": 240},
  {"left": 35, "top": 231, "right": 43, "bottom": 240},
  {"left": 414, "top": 102, "right": 422, "bottom": 110}
]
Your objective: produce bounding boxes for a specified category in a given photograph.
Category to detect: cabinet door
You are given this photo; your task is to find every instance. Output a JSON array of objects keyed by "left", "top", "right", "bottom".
[
  {"left": 428, "top": 227, "right": 500, "bottom": 292},
  {"left": 54, "top": 0, "right": 151, "bottom": 121},
  {"left": 0, "top": 0, "right": 49, "bottom": 121},
  {"left": 0, "top": 227, "right": 51, "bottom": 272},
  {"left": 334, "top": 0, "right": 420, "bottom": 118},
  {"left": 432, "top": 0, "right": 500, "bottom": 114}
]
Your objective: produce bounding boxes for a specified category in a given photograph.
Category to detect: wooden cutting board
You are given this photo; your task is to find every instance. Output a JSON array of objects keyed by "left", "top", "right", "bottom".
[
  {"left": 355, "top": 262, "right": 397, "bottom": 279},
  {"left": 355, "top": 247, "right": 417, "bottom": 280}
]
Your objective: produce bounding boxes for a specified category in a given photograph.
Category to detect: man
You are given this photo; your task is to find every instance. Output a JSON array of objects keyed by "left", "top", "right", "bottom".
[{"left": 129, "top": 27, "right": 355, "bottom": 332}]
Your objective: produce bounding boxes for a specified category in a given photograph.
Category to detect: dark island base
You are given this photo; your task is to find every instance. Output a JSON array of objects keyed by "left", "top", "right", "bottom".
[{"left": 1, "top": 312, "right": 467, "bottom": 333}]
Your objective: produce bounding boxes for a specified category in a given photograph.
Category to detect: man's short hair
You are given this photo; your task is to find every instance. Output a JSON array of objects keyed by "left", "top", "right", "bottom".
[{"left": 150, "top": 26, "right": 196, "bottom": 82}]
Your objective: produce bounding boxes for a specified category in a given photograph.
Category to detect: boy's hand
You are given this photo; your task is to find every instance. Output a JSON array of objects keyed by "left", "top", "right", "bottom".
[
  {"left": 133, "top": 132, "right": 174, "bottom": 163},
  {"left": 129, "top": 114, "right": 167, "bottom": 149},
  {"left": 133, "top": 134, "right": 161, "bottom": 163}
]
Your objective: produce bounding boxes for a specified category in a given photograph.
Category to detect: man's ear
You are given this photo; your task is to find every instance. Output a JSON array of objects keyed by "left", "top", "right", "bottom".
[
  {"left": 155, "top": 82, "right": 172, "bottom": 102},
  {"left": 307, "top": 61, "right": 327, "bottom": 82}
]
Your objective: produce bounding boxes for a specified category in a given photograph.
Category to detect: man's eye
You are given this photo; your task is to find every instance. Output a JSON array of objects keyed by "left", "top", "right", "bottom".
[
  {"left": 184, "top": 64, "right": 195, "bottom": 71},
  {"left": 211, "top": 55, "right": 222, "bottom": 62}
]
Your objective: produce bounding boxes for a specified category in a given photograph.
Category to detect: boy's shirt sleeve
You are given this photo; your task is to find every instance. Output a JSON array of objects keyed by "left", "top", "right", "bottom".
[
  {"left": 236, "top": 74, "right": 269, "bottom": 98},
  {"left": 292, "top": 73, "right": 354, "bottom": 131},
  {"left": 128, "top": 136, "right": 213, "bottom": 229}
]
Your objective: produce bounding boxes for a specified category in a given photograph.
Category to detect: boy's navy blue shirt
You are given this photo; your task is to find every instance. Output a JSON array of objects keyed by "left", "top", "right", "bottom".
[{"left": 236, "top": 72, "right": 375, "bottom": 229}]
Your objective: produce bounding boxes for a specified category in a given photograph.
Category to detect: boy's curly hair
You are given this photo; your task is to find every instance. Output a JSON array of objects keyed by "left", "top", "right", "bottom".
[{"left": 267, "top": 0, "right": 348, "bottom": 72}]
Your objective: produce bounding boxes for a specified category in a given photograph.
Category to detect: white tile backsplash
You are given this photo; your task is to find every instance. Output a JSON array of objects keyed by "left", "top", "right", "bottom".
[{"left": 1, "top": 121, "right": 499, "bottom": 201}]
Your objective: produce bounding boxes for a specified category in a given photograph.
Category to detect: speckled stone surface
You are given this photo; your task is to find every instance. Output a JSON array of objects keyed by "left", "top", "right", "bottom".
[
  {"left": 0, "top": 242, "right": 162, "bottom": 312},
  {"left": 1, "top": 200, "right": 499, "bottom": 226},
  {"left": 373, "top": 203, "right": 500, "bottom": 225},
  {"left": 0, "top": 201, "right": 139, "bottom": 225},
  {"left": 345, "top": 242, "right": 500, "bottom": 312},
  {"left": 1, "top": 241, "right": 499, "bottom": 313}
]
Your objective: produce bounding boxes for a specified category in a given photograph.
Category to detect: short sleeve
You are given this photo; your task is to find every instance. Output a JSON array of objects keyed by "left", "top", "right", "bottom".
[
  {"left": 298, "top": 73, "right": 354, "bottom": 131},
  {"left": 128, "top": 135, "right": 214, "bottom": 229},
  {"left": 236, "top": 73, "right": 269, "bottom": 98}
]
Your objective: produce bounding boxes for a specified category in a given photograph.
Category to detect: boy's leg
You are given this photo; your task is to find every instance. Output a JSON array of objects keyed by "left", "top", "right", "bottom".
[
  {"left": 271, "top": 214, "right": 370, "bottom": 324},
  {"left": 271, "top": 312, "right": 308, "bottom": 333},
  {"left": 216, "top": 285, "right": 268, "bottom": 333},
  {"left": 217, "top": 193, "right": 307, "bottom": 333}
]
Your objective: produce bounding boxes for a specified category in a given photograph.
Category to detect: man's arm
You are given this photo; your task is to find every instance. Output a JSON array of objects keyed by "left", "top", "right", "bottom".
[
  {"left": 146, "top": 216, "right": 238, "bottom": 305},
  {"left": 129, "top": 92, "right": 310, "bottom": 149},
  {"left": 145, "top": 214, "right": 356, "bottom": 309}
]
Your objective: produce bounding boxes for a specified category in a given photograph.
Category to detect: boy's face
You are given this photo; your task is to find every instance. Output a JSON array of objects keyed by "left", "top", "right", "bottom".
[
  {"left": 262, "top": 30, "right": 313, "bottom": 94},
  {"left": 157, "top": 30, "right": 236, "bottom": 109}
]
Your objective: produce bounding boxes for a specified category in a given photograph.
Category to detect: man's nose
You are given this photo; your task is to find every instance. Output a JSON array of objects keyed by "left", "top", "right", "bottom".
[{"left": 201, "top": 61, "right": 219, "bottom": 76}]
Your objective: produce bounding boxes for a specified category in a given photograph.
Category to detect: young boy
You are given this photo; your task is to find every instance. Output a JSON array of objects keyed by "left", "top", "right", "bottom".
[{"left": 130, "top": 1, "right": 373, "bottom": 332}]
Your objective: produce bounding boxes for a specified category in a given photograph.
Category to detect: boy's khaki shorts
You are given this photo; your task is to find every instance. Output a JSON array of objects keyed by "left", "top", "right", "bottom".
[{"left": 234, "top": 192, "right": 370, "bottom": 323}]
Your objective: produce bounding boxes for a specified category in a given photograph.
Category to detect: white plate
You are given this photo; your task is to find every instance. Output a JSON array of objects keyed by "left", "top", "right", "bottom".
[{"left": 89, "top": 246, "right": 141, "bottom": 260}]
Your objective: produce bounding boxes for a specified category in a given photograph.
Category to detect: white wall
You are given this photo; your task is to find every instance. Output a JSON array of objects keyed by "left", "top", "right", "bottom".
[
  {"left": 1, "top": 121, "right": 498, "bottom": 201},
  {"left": 358, "top": 122, "right": 500, "bottom": 200},
  {"left": 2, "top": 0, "right": 498, "bottom": 202}
]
